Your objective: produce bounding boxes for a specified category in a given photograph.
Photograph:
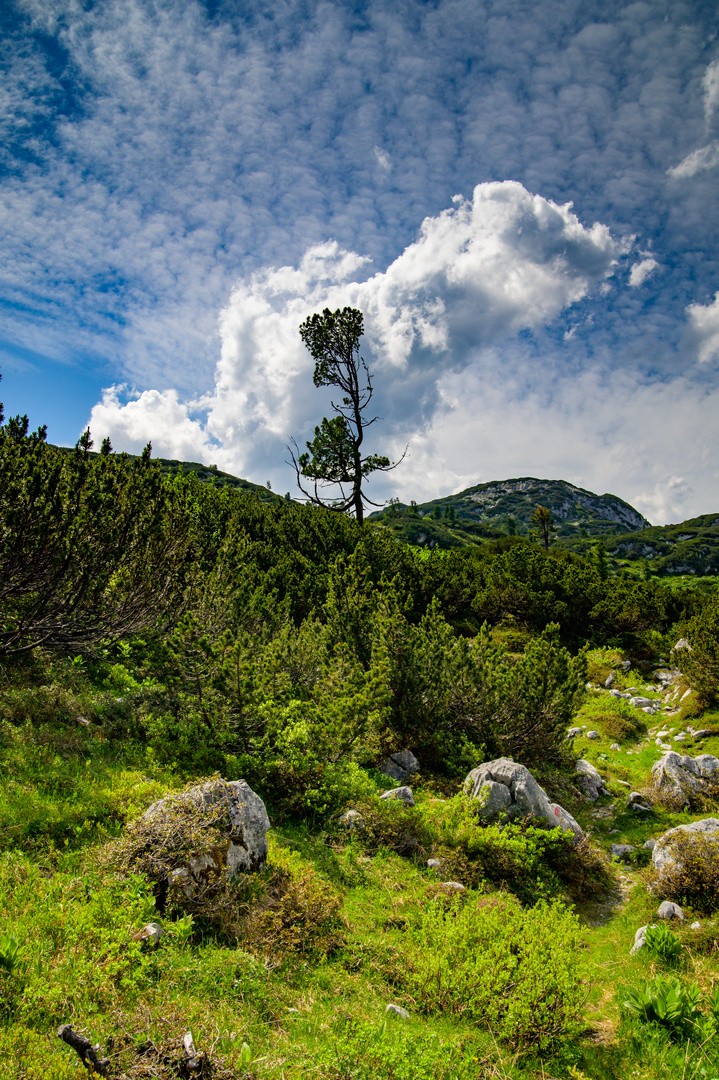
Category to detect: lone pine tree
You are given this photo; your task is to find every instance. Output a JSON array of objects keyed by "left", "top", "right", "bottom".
[{"left": 288, "top": 306, "right": 403, "bottom": 524}]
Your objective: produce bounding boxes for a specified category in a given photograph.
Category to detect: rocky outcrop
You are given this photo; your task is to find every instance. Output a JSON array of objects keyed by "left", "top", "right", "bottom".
[
  {"left": 650, "top": 752, "right": 719, "bottom": 803},
  {"left": 652, "top": 818, "right": 719, "bottom": 876},
  {"left": 138, "top": 778, "right": 270, "bottom": 897},
  {"left": 464, "top": 758, "right": 583, "bottom": 838},
  {"left": 379, "top": 750, "right": 419, "bottom": 782},
  {"left": 575, "top": 759, "right": 607, "bottom": 801}
]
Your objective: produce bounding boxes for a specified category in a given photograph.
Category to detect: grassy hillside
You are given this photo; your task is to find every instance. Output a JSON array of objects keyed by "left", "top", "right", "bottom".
[{"left": 4, "top": 430, "right": 719, "bottom": 1079}]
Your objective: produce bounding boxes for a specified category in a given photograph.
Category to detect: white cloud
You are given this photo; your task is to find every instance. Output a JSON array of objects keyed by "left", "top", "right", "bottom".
[
  {"left": 667, "top": 140, "right": 719, "bottom": 179},
  {"left": 374, "top": 147, "right": 391, "bottom": 171},
  {"left": 629, "top": 257, "right": 659, "bottom": 287},
  {"left": 388, "top": 360, "right": 719, "bottom": 525},
  {"left": 704, "top": 59, "right": 719, "bottom": 124},
  {"left": 684, "top": 292, "right": 719, "bottom": 365},
  {"left": 92, "top": 180, "right": 624, "bottom": 480},
  {"left": 88, "top": 385, "right": 216, "bottom": 462}
]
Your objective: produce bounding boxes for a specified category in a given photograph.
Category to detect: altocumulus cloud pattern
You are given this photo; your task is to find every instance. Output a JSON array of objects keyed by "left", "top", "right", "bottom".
[{"left": 2, "top": 0, "right": 719, "bottom": 522}]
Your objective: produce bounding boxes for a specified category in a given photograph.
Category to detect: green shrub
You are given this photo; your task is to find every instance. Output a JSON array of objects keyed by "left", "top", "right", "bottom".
[
  {"left": 405, "top": 893, "right": 586, "bottom": 1051},
  {"left": 431, "top": 801, "right": 614, "bottom": 906},
  {"left": 305, "top": 1016, "right": 488, "bottom": 1080},
  {"left": 678, "top": 596, "right": 719, "bottom": 707},
  {"left": 244, "top": 863, "right": 345, "bottom": 960},
  {"left": 651, "top": 831, "right": 719, "bottom": 913},
  {"left": 340, "top": 795, "right": 432, "bottom": 859}
]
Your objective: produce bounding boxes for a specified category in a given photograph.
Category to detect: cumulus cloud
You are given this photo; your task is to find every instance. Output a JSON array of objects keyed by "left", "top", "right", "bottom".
[
  {"left": 667, "top": 140, "right": 719, "bottom": 179},
  {"left": 92, "top": 180, "right": 624, "bottom": 478},
  {"left": 684, "top": 292, "right": 719, "bottom": 365},
  {"left": 390, "top": 360, "right": 719, "bottom": 525},
  {"left": 629, "top": 257, "right": 659, "bottom": 287},
  {"left": 88, "top": 385, "right": 217, "bottom": 461}
]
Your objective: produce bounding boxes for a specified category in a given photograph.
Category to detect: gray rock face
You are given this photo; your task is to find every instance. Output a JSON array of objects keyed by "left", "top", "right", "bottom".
[
  {"left": 379, "top": 750, "right": 419, "bottom": 782},
  {"left": 339, "top": 809, "right": 365, "bottom": 830},
  {"left": 575, "top": 759, "right": 606, "bottom": 801},
  {"left": 464, "top": 758, "right": 583, "bottom": 838},
  {"left": 380, "top": 786, "right": 415, "bottom": 807},
  {"left": 652, "top": 818, "right": 719, "bottom": 875},
  {"left": 605, "top": 673, "right": 615, "bottom": 688},
  {"left": 651, "top": 752, "right": 719, "bottom": 802},
  {"left": 631, "top": 925, "right": 648, "bottom": 954},
  {"left": 610, "top": 844, "right": 635, "bottom": 863},
  {"left": 143, "top": 778, "right": 270, "bottom": 884},
  {"left": 657, "top": 901, "right": 684, "bottom": 921}
]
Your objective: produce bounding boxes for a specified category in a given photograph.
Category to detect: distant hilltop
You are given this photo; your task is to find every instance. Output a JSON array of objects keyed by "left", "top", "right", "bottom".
[
  {"left": 370, "top": 477, "right": 650, "bottom": 539},
  {"left": 452, "top": 477, "right": 650, "bottom": 534}
]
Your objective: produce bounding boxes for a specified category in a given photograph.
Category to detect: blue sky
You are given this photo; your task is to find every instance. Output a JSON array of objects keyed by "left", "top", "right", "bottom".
[{"left": 2, "top": 0, "right": 719, "bottom": 523}]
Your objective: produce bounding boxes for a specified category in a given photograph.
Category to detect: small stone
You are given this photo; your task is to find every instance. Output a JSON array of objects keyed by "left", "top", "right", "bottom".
[
  {"left": 656, "top": 730, "right": 670, "bottom": 738},
  {"left": 657, "top": 901, "right": 684, "bottom": 921},
  {"left": 339, "top": 809, "right": 364, "bottom": 830},
  {"left": 690, "top": 921, "right": 702, "bottom": 929},
  {"left": 610, "top": 844, "right": 636, "bottom": 862},
  {"left": 643, "top": 838, "right": 656, "bottom": 850},
  {"left": 440, "top": 881, "right": 466, "bottom": 892},
  {"left": 586, "top": 731, "right": 601, "bottom": 740},
  {"left": 673, "top": 638, "right": 692, "bottom": 652},
  {"left": 567, "top": 726, "right": 583, "bottom": 738},
  {"left": 133, "top": 921, "right": 165, "bottom": 948},
  {"left": 427, "top": 858, "right": 443, "bottom": 871},
  {"left": 380, "top": 786, "right": 415, "bottom": 807},
  {"left": 673, "top": 734, "right": 687, "bottom": 742},
  {"left": 610, "top": 743, "right": 621, "bottom": 751},
  {"left": 385, "top": 1004, "right": 410, "bottom": 1020},
  {"left": 605, "top": 673, "right": 615, "bottom": 688},
  {"left": 694, "top": 729, "right": 713, "bottom": 739},
  {"left": 616, "top": 779, "right": 631, "bottom": 788},
  {"left": 631, "top": 925, "right": 648, "bottom": 954}
]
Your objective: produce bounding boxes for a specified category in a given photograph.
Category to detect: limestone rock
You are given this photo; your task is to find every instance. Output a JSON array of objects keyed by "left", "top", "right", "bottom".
[
  {"left": 575, "top": 759, "right": 606, "bottom": 801},
  {"left": 586, "top": 730, "right": 601, "bottom": 740},
  {"left": 657, "top": 901, "right": 684, "bottom": 921},
  {"left": 651, "top": 752, "right": 719, "bottom": 803},
  {"left": 652, "top": 818, "right": 719, "bottom": 876},
  {"left": 379, "top": 750, "right": 419, "bottom": 782},
  {"left": 464, "top": 758, "right": 583, "bottom": 838},
  {"left": 132, "top": 921, "right": 165, "bottom": 948},
  {"left": 631, "top": 925, "right": 648, "bottom": 954},
  {"left": 385, "top": 1004, "right": 410, "bottom": 1020},
  {"left": 610, "top": 844, "right": 635, "bottom": 863},
  {"left": 140, "top": 778, "right": 270, "bottom": 891},
  {"left": 339, "top": 809, "right": 364, "bottom": 830},
  {"left": 380, "top": 786, "right": 415, "bottom": 807}
]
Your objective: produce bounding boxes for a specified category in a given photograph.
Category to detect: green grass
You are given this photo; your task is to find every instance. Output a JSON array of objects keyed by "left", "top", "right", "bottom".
[{"left": 3, "top": 652, "right": 719, "bottom": 1080}]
